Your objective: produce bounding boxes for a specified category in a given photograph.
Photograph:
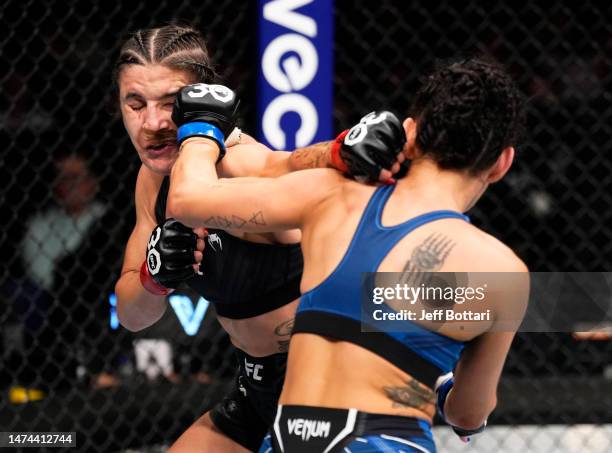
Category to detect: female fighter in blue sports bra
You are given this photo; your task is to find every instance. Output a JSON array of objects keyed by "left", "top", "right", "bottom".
[{"left": 167, "top": 57, "right": 529, "bottom": 452}]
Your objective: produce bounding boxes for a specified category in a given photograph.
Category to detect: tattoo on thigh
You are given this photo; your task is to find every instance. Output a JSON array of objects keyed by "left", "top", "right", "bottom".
[
  {"left": 383, "top": 377, "right": 436, "bottom": 410},
  {"left": 274, "top": 318, "right": 294, "bottom": 353}
]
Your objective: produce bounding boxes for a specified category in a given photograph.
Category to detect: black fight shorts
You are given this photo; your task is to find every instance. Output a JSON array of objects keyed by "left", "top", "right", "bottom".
[
  {"left": 210, "top": 349, "right": 287, "bottom": 451},
  {"left": 262, "top": 405, "right": 436, "bottom": 453}
]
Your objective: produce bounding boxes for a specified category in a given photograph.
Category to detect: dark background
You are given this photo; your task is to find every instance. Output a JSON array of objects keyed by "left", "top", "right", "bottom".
[{"left": 1, "top": 0, "right": 611, "bottom": 451}]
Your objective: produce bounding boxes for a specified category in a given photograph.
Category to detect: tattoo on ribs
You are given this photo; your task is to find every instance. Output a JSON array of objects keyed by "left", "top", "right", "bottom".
[
  {"left": 202, "top": 211, "right": 266, "bottom": 230},
  {"left": 277, "top": 340, "right": 290, "bottom": 353},
  {"left": 383, "top": 377, "right": 436, "bottom": 410},
  {"left": 274, "top": 318, "right": 294, "bottom": 353}
]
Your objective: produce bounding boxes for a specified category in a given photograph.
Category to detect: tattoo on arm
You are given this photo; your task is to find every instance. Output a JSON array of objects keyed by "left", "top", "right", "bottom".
[
  {"left": 274, "top": 318, "right": 294, "bottom": 353},
  {"left": 383, "top": 377, "right": 436, "bottom": 410},
  {"left": 290, "top": 142, "right": 333, "bottom": 170},
  {"left": 202, "top": 211, "right": 267, "bottom": 230}
]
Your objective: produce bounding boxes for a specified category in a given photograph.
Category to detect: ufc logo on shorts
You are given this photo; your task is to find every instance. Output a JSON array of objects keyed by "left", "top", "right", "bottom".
[
  {"left": 344, "top": 111, "right": 388, "bottom": 146},
  {"left": 244, "top": 359, "right": 263, "bottom": 381},
  {"left": 186, "top": 84, "right": 234, "bottom": 103}
]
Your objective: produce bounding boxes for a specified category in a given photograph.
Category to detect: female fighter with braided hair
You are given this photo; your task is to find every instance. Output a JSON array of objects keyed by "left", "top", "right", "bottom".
[
  {"left": 167, "top": 57, "right": 530, "bottom": 452},
  {"left": 113, "top": 25, "right": 401, "bottom": 452}
]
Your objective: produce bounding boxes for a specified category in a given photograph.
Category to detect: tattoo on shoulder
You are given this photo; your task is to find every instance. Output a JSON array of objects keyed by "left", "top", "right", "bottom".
[
  {"left": 202, "top": 211, "right": 266, "bottom": 230},
  {"left": 405, "top": 233, "right": 455, "bottom": 272},
  {"left": 383, "top": 377, "right": 435, "bottom": 410},
  {"left": 400, "top": 233, "right": 455, "bottom": 286},
  {"left": 274, "top": 318, "right": 294, "bottom": 353}
]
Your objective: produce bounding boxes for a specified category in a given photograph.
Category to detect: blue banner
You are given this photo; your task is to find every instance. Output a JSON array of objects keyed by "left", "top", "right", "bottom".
[{"left": 257, "top": 0, "right": 333, "bottom": 150}]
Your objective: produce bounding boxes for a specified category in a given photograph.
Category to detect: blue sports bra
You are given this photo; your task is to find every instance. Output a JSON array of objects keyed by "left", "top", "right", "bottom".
[{"left": 293, "top": 184, "right": 470, "bottom": 388}]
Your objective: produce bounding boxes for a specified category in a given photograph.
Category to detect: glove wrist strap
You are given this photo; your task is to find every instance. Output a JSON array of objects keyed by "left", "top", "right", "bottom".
[
  {"left": 177, "top": 122, "right": 226, "bottom": 162},
  {"left": 140, "top": 261, "right": 173, "bottom": 296},
  {"left": 330, "top": 129, "right": 350, "bottom": 173},
  {"left": 452, "top": 422, "right": 487, "bottom": 438}
]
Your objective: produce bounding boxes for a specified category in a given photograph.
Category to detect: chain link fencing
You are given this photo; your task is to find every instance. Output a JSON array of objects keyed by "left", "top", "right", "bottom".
[{"left": 0, "top": 0, "right": 611, "bottom": 451}]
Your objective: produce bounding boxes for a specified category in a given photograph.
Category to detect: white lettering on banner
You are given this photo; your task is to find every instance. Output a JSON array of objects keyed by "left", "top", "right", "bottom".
[
  {"left": 262, "top": 93, "right": 318, "bottom": 149},
  {"left": 261, "top": 0, "right": 320, "bottom": 149},
  {"left": 287, "top": 418, "right": 331, "bottom": 441},
  {"left": 263, "top": 0, "right": 316, "bottom": 37},
  {"left": 263, "top": 34, "right": 318, "bottom": 92}
]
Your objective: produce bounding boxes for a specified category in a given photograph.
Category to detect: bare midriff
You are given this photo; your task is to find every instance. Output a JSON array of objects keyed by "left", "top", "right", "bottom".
[{"left": 279, "top": 333, "right": 438, "bottom": 422}]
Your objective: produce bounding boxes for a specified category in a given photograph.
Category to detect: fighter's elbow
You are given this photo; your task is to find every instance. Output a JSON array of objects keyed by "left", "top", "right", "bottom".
[
  {"left": 165, "top": 195, "right": 181, "bottom": 220},
  {"left": 166, "top": 190, "right": 194, "bottom": 226},
  {"left": 118, "top": 314, "right": 145, "bottom": 332},
  {"left": 446, "top": 396, "right": 496, "bottom": 430},
  {"left": 114, "top": 288, "right": 151, "bottom": 332},
  {"left": 115, "top": 302, "right": 147, "bottom": 332}
]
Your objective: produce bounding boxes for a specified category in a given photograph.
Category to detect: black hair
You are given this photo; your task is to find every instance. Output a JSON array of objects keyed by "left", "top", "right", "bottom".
[
  {"left": 112, "top": 24, "right": 219, "bottom": 92},
  {"left": 411, "top": 57, "right": 525, "bottom": 174}
]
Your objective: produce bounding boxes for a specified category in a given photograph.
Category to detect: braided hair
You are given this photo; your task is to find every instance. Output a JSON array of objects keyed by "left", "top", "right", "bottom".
[{"left": 113, "top": 24, "right": 218, "bottom": 90}]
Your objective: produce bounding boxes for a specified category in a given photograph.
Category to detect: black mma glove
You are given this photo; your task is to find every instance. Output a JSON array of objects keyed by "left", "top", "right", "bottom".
[
  {"left": 172, "top": 83, "right": 240, "bottom": 162},
  {"left": 331, "top": 111, "right": 406, "bottom": 182},
  {"left": 140, "top": 219, "right": 198, "bottom": 295}
]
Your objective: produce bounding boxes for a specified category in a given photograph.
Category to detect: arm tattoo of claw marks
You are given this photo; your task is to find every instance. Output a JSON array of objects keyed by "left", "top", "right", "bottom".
[
  {"left": 383, "top": 377, "right": 436, "bottom": 410},
  {"left": 401, "top": 233, "right": 456, "bottom": 286},
  {"left": 274, "top": 318, "right": 294, "bottom": 353}
]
